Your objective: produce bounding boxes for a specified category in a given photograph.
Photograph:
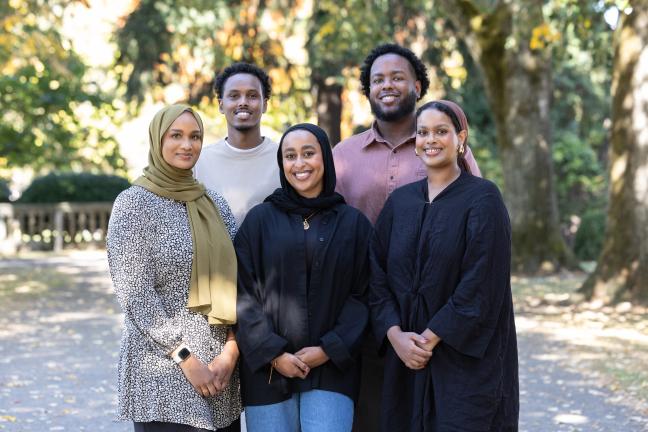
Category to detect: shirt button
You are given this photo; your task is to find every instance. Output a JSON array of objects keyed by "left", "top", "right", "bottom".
[
  {"left": 390, "top": 176, "right": 394, "bottom": 180},
  {"left": 319, "top": 237, "right": 324, "bottom": 242}
]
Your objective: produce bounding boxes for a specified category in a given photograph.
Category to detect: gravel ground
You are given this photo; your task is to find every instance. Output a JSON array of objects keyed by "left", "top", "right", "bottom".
[{"left": 1, "top": 252, "right": 647, "bottom": 431}]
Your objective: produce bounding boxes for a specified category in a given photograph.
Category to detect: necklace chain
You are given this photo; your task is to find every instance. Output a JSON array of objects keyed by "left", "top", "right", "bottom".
[{"left": 303, "top": 210, "right": 319, "bottom": 230}]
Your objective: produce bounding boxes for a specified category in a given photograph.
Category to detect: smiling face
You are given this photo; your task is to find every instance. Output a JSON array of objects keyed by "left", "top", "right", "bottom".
[
  {"left": 281, "top": 129, "right": 325, "bottom": 199},
  {"left": 219, "top": 73, "right": 267, "bottom": 132},
  {"left": 415, "top": 108, "right": 466, "bottom": 170},
  {"left": 369, "top": 53, "right": 421, "bottom": 122},
  {"left": 161, "top": 111, "right": 203, "bottom": 170}
]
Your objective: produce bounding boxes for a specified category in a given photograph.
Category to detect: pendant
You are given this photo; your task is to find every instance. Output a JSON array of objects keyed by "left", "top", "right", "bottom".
[{"left": 302, "top": 210, "right": 318, "bottom": 230}]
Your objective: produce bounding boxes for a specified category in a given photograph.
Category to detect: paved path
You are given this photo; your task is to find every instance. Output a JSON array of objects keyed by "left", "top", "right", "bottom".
[
  {"left": 0, "top": 252, "right": 647, "bottom": 431},
  {"left": 517, "top": 320, "right": 648, "bottom": 431},
  {"left": 0, "top": 252, "right": 126, "bottom": 431}
]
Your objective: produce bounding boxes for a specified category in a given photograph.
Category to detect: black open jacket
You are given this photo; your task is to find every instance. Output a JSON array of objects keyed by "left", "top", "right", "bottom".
[
  {"left": 234, "top": 201, "right": 372, "bottom": 406},
  {"left": 370, "top": 171, "right": 519, "bottom": 432}
]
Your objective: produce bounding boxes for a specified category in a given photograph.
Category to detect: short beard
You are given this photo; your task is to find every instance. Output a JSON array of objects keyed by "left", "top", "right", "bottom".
[{"left": 370, "top": 90, "right": 417, "bottom": 122}]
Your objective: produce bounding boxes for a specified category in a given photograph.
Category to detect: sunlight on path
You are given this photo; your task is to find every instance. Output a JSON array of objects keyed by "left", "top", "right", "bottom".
[
  {"left": 517, "top": 316, "right": 648, "bottom": 432},
  {"left": 0, "top": 251, "right": 128, "bottom": 431},
  {"left": 1, "top": 252, "right": 647, "bottom": 431}
]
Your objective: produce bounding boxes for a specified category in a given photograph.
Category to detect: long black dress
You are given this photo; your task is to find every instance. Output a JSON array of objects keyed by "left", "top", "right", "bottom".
[
  {"left": 370, "top": 171, "right": 519, "bottom": 432},
  {"left": 234, "top": 201, "right": 372, "bottom": 406}
]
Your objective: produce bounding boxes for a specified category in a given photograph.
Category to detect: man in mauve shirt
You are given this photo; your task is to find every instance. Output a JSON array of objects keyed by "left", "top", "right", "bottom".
[
  {"left": 334, "top": 43, "right": 480, "bottom": 225},
  {"left": 333, "top": 43, "right": 480, "bottom": 432}
]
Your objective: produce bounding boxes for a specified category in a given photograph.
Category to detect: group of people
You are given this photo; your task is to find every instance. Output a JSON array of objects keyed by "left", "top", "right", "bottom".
[{"left": 106, "top": 43, "right": 519, "bottom": 432}]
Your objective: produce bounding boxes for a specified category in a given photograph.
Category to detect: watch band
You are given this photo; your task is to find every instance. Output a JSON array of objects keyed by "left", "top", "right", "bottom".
[{"left": 170, "top": 343, "right": 191, "bottom": 364}]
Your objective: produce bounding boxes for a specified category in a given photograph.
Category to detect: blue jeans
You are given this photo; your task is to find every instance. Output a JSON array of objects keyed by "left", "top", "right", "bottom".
[{"left": 245, "top": 389, "right": 354, "bottom": 432}]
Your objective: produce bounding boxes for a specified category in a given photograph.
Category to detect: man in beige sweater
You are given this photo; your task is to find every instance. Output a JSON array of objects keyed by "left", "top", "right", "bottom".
[{"left": 195, "top": 63, "right": 279, "bottom": 227}]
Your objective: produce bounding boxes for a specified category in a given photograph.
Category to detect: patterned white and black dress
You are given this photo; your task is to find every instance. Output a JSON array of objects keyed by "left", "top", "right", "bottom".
[{"left": 106, "top": 185, "right": 241, "bottom": 431}]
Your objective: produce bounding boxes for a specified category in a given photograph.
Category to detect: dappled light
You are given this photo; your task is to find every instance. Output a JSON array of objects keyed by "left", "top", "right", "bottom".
[
  {"left": 0, "top": 252, "right": 124, "bottom": 429},
  {"left": 514, "top": 272, "right": 648, "bottom": 429},
  {"left": 1, "top": 0, "right": 647, "bottom": 430}
]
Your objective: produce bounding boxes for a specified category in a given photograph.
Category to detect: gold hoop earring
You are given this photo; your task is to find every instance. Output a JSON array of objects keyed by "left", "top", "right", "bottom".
[{"left": 415, "top": 149, "right": 420, "bottom": 156}]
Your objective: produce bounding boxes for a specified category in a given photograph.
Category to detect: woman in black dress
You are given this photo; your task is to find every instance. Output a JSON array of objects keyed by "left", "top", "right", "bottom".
[
  {"left": 370, "top": 100, "right": 519, "bottom": 431},
  {"left": 234, "top": 123, "right": 372, "bottom": 432}
]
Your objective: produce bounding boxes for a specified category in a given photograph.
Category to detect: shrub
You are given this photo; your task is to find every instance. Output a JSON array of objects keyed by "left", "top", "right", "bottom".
[
  {"left": 18, "top": 172, "right": 130, "bottom": 203},
  {"left": 573, "top": 208, "right": 607, "bottom": 261}
]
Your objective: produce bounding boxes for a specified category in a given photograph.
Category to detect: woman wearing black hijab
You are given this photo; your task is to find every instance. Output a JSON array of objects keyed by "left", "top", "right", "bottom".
[{"left": 234, "top": 124, "right": 372, "bottom": 432}]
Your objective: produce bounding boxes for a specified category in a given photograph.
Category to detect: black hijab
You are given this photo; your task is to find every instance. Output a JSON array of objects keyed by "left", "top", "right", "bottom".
[{"left": 265, "top": 123, "right": 345, "bottom": 216}]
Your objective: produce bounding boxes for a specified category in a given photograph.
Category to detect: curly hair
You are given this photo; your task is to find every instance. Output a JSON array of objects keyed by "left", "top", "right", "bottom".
[
  {"left": 214, "top": 62, "right": 272, "bottom": 100},
  {"left": 359, "top": 43, "right": 429, "bottom": 101}
]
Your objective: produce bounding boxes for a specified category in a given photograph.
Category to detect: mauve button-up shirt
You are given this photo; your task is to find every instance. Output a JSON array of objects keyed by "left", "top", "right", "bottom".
[{"left": 333, "top": 123, "right": 481, "bottom": 224}]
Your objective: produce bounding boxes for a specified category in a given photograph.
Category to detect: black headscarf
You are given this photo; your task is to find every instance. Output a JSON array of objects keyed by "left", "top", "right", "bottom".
[{"left": 265, "top": 123, "right": 345, "bottom": 216}]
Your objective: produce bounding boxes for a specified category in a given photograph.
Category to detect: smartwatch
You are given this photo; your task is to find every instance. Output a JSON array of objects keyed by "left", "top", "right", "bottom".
[{"left": 171, "top": 343, "right": 191, "bottom": 364}]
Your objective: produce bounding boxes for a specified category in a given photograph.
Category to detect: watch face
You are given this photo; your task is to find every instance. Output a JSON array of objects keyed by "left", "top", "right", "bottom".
[{"left": 178, "top": 347, "right": 191, "bottom": 360}]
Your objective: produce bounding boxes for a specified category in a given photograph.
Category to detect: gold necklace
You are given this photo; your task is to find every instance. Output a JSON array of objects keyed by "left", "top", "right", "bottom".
[{"left": 302, "top": 210, "right": 319, "bottom": 230}]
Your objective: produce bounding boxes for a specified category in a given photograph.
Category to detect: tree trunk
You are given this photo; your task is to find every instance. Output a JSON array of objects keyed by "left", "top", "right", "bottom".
[
  {"left": 580, "top": 2, "right": 648, "bottom": 302},
  {"left": 440, "top": 0, "right": 576, "bottom": 272},
  {"left": 312, "top": 76, "right": 343, "bottom": 146}
]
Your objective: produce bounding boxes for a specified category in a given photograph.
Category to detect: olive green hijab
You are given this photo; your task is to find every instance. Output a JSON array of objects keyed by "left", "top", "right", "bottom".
[{"left": 134, "top": 104, "right": 237, "bottom": 325}]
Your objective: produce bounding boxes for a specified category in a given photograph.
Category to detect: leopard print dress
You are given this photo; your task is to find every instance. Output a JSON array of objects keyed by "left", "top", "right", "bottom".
[{"left": 106, "top": 185, "right": 241, "bottom": 430}]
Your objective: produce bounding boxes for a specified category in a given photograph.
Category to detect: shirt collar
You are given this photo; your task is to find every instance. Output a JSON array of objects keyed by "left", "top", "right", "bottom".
[{"left": 362, "top": 121, "right": 416, "bottom": 149}]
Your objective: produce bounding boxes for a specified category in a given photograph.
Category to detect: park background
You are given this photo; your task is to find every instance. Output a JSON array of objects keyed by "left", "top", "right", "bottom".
[{"left": 1, "top": 0, "right": 647, "bottom": 430}]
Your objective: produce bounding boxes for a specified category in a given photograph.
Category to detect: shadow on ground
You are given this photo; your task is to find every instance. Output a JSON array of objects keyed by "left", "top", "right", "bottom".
[{"left": 1, "top": 253, "right": 648, "bottom": 431}]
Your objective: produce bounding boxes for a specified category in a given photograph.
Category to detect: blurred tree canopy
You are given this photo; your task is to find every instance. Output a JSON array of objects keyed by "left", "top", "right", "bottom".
[
  {"left": 0, "top": 0, "right": 125, "bottom": 174},
  {"left": 6, "top": 0, "right": 645, "bottom": 294},
  {"left": 114, "top": 0, "right": 309, "bottom": 131},
  {"left": 113, "top": 0, "right": 448, "bottom": 141},
  {"left": 111, "top": 0, "right": 620, "bottom": 274}
]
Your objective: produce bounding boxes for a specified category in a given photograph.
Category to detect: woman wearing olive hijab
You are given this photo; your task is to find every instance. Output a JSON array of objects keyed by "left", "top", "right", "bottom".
[{"left": 107, "top": 104, "right": 241, "bottom": 431}]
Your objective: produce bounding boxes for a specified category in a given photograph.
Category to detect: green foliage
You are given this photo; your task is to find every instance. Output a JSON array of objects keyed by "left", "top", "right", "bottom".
[
  {"left": 0, "top": 179, "right": 11, "bottom": 202},
  {"left": 113, "top": 0, "right": 310, "bottom": 130},
  {"left": 0, "top": 0, "right": 125, "bottom": 173},
  {"left": 574, "top": 208, "right": 606, "bottom": 260},
  {"left": 553, "top": 130, "right": 607, "bottom": 219},
  {"left": 306, "top": 1, "right": 423, "bottom": 77},
  {"left": 547, "top": 0, "right": 612, "bottom": 238},
  {"left": 18, "top": 173, "right": 130, "bottom": 203},
  {"left": 114, "top": 0, "right": 172, "bottom": 103}
]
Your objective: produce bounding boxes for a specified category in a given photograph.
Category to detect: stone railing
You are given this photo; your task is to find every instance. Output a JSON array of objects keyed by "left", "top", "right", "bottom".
[{"left": 0, "top": 202, "right": 113, "bottom": 254}]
